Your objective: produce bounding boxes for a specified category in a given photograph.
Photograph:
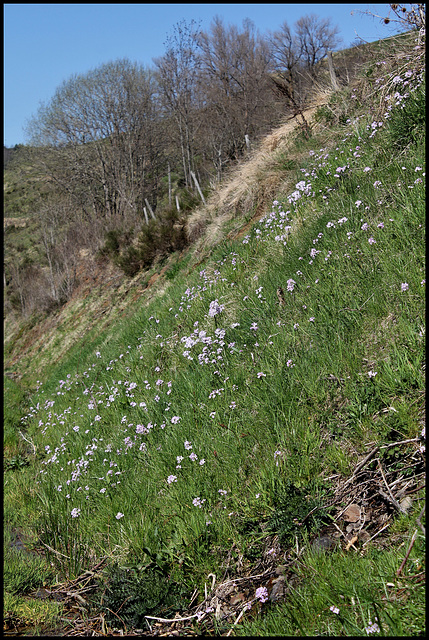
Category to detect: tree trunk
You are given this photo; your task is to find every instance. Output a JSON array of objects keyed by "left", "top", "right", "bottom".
[
  {"left": 145, "top": 198, "right": 156, "bottom": 220},
  {"left": 327, "top": 51, "right": 340, "bottom": 92},
  {"left": 191, "top": 172, "right": 206, "bottom": 205}
]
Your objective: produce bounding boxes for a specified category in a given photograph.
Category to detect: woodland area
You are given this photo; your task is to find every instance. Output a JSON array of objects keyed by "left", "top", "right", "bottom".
[{"left": 3, "top": 9, "right": 411, "bottom": 318}]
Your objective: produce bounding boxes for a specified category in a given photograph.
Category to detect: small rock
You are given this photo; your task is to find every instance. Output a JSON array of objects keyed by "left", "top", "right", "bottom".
[
  {"left": 342, "top": 504, "right": 361, "bottom": 522},
  {"left": 400, "top": 496, "right": 413, "bottom": 513},
  {"left": 311, "top": 536, "right": 336, "bottom": 552},
  {"left": 229, "top": 593, "right": 245, "bottom": 605},
  {"left": 344, "top": 532, "right": 358, "bottom": 543},
  {"left": 33, "top": 588, "right": 51, "bottom": 600},
  {"left": 269, "top": 576, "right": 286, "bottom": 602},
  {"left": 358, "top": 530, "right": 371, "bottom": 543}
]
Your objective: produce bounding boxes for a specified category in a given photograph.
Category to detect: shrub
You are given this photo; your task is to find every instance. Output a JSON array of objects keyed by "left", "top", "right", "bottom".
[
  {"left": 388, "top": 80, "right": 425, "bottom": 149},
  {"left": 267, "top": 480, "right": 329, "bottom": 545},
  {"left": 114, "top": 246, "right": 142, "bottom": 277},
  {"left": 98, "top": 229, "right": 122, "bottom": 258},
  {"left": 315, "top": 104, "right": 335, "bottom": 126},
  {"left": 96, "top": 564, "right": 189, "bottom": 629}
]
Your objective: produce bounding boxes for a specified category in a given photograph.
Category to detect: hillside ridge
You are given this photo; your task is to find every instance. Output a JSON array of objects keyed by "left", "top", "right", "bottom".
[{"left": 4, "top": 92, "right": 329, "bottom": 384}]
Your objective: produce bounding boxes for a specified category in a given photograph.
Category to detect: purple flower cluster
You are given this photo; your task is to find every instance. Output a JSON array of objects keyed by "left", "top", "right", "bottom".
[{"left": 26, "top": 52, "right": 424, "bottom": 539}]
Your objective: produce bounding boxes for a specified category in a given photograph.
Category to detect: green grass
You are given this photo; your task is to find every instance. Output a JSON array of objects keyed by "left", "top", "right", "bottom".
[
  {"left": 3, "top": 592, "right": 63, "bottom": 635},
  {"left": 3, "top": 40, "right": 425, "bottom": 635},
  {"left": 3, "top": 376, "right": 30, "bottom": 459},
  {"left": 3, "top": 526, "right": 62, "bottom": 634},
  {"left": 3, "top": 527, "right": 55, "bottom": 596},
  {"left": 236, "top": 533, "right": 426, "bottom": 636}
]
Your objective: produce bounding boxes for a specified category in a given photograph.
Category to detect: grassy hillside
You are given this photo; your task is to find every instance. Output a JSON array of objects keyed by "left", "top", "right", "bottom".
[{"left": 3, "top": 31, "right": 425, "bottom": 636}]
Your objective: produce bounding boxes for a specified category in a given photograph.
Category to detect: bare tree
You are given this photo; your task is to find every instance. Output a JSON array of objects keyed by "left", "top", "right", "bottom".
[
  {"left": 26, "top": 59, "right": 164, "bottom": 226},
  {"left": 197, "top": 17, "right": 275, "bottom": 180},
  {"left": 269, "top": 20, "right": 301, "bottom": 77},
  {"left": 34, "top": 194, "right": 84, "bottom": 304},
  {"left": 269, "top": 14, "right": 341, "bottom": 127},
  {"left": 154, "top": 20, "right": 202, "bottom": 189},
  {"left": 295, "top": 14, "right": 342, "bottom": 76},
  {"left": 37, "top": 198, "right": 62, "bottom": 302},
  {"left": 269, "top": 20, "right": 304, "bottom": 111},
  {"left": 5, "top": 254, "right": 52, "bottom": 316}
]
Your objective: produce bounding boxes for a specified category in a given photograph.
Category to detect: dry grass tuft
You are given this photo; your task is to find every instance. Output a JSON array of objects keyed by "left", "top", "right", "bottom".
[{"left": 186, "top": 95, "right": 328, "bottom": 259}]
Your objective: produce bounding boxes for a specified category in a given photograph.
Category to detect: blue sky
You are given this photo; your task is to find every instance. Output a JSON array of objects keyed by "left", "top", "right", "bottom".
[{"left": 4, "top": 3, "right": 401, "bottom": 147}]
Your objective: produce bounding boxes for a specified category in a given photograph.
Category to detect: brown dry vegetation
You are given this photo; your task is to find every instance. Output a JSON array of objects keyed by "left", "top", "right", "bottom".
[{"left": 185, "top": 94, "right": 327, "bottom": 257}]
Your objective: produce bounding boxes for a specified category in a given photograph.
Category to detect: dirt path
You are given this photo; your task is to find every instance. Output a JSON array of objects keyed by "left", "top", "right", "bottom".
[{"left": 186, "top": 95, "right": 328, "bottom": 252}]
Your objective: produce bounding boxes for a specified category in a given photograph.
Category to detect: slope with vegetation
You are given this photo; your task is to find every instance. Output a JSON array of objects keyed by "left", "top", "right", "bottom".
[
  {"left": 2, "top": 10, "right": 372, "bottom": 327},
  {"left": 3, "top": 18, "right": 425, "bottom": 638}
]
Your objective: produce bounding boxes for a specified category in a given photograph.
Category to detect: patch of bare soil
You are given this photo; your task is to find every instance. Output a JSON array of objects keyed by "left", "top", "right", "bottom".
[{"left": 4, "top": 217, "right": 30, "bottom": 228}]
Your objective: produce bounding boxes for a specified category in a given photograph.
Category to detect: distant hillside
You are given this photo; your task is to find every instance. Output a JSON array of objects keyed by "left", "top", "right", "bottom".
[{"left": 4, "top": 145, "right": 14, "bottom": 165}]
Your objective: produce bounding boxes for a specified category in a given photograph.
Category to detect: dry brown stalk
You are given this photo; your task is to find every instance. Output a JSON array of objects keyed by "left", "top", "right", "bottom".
[
  {"left": 396, "top": 529, "right": 418, "bottom": 578},
  {"left": 377, "top": 460, "right": 407, "bottom": 513}
]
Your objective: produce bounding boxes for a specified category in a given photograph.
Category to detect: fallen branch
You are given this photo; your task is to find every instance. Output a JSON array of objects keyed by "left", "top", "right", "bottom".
[
  {"left": 188, "top": 587, "right": 199, "bottom": 608},
  {"left": 226, "top": 603, "right": 251, "bottom": 636},
  {"left": 205, "top": 572, "right": 216, "bottom": 599},
  {"left": 18, "top": 430, "right": 37, "bottom": 455},
  {"left": 341, "top": 447, "right": 379, "bottom": 490},
  {"left": 378, "top": 488, "right": 404, "bottom": 512},
  {"left": 400, "top": 482, "right": 425, "bottom": 496},
  {"left": 105, "top": 607, "right": 128, "bottom": 634},
  {"left": 41, "top": 541, "right": 71, "bottom": 559},
  {"left": 145, "top": 613, "right": 201, "bottom": 623},
  {"left": 379, "top": 438, "right": 420, "bottom": 449},
  {"left": 345, "top": 535, "right": 359, "bottom": 552},
  {"left": 331, "top": 521, "right": 358, "bottom": 552},
  {"left": 219, "top": 568, "right": 274, "bottom": 589}
]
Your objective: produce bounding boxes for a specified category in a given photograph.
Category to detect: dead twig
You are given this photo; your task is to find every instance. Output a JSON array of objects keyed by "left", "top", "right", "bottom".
[
  {"left": 404, "top": 482, "right": 425, "bottom": 496},
  {"left": 331, "top": 521, "right": 359, "bottom": 551},
  {"left": 362, "top": 521, "right": 391, "bottom": 547},
  {"left": 105, "top": 607, "right": 128, "bottom": 634},
  {"left": 345, "top": 535, "right": 359, "bottom": 552},
  {"left": 18, "top": 430, "right": 37, "bottom": 455},
  {"left": 396, "top": 529, "right": 418, "bottom": 578},
  {"left": 188, "top": 587, "right": 199, "bottom": 608},
  {"left": 377, "top": 460, "right": 407, "bottom": 514},
  {"left": 379, "top": 438, "right": 420, "bottom": 449},
  {"left": 145, "top": 613, "right": 202, "bottom": 623},
  {"left": 340, "top": 447, "right": 379, "bottom": 491},
  {"left": 41, "top": 541, "right": 71, "bottom": 560},
  {"left": 415, "top": 505, "right": 426, "bottom": 536},
  {"left": 226, "top": 603, "right": 251, "bottom": 636},
  {"left": 219, "top": 567, "right": 275, "bottom": 589}
]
